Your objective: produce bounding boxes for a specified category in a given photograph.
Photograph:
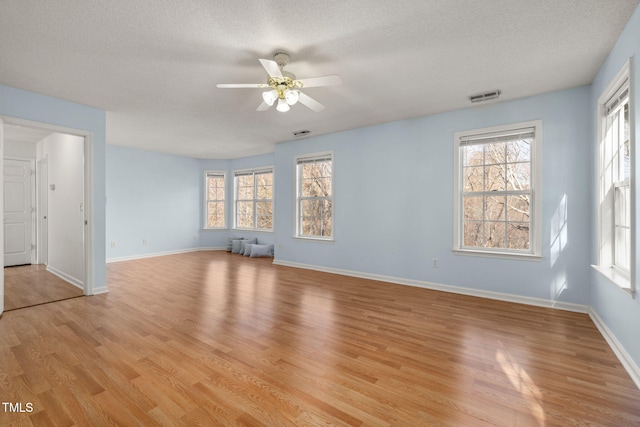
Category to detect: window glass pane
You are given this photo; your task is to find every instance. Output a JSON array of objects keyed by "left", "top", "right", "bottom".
[
  {"left": 257, "top": 215, "right": 273, "bottom": 230},
  {"left": 506, "top": 195, "right": 530, "bottom": 221},
  {"left": 484, "top": 222, "right": 506, "bottom": 248},
  {"left": 485, "top": 164, "right": 506, "bottom": 191},
  {"left": 485, "top": 195, "right": 506, "bottom": 221},
  {"left": 507, "top": 222, "right": 529, "bottom": 250},
  {"left": 484, "top": 142, "right": 506, "bottom": 165},
  {"left": 463, "top": 145, "right": 484, "bottom": 166},
  {"left": 301, "top": 177, "right": 331, "bottom": 197},
  {"left": 207, "top": 201, "right": 223, "bottom": 228},
  {"left": 236, "top": 201, "right": 254, "bottom": 228},
  {"left": 506, "top": 139, "right": 531, "bottom": 163},
  {"left": 463, "top": 196, "right": 483, "bottom": 221},
  {"left": 463, "top": 166, "right": 483, "bottom": 192},
  {"left": 463, "top": 221, "right": 483, "bottom": 247},
  {"left": 506, "top": 162, "right": 530, "bottom": 191}
]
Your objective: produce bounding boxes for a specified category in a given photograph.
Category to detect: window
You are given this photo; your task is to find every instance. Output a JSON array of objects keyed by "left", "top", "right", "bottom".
[
  {"left": 596, "top": 61, "right": 633, "bottom": 293},
  {"left": 296, "top": 153, "right": 333, "bottom": 239},
  {"left": 204, "top": 171, "right": 226, "bottom": 229},
  {"left": 234, "top": 168, "right": 273, "bottom": 230},
  {"left": 454, "top": 121, "right": 542, "bottom": 257}
]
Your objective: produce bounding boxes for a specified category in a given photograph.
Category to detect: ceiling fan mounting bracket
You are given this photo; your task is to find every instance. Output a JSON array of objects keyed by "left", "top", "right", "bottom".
[{"left": 273, "top": 52, "right": 290, "bottom": 68}]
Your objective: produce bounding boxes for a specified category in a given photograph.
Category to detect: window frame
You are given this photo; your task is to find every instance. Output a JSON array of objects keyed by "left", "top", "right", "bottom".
[
  {"left": 294, "top": 152, "right": 334, "bottom": 241},
  {"left": 203, "top": 170, "right": 227, "bottom": 230},
  {"left": 593, "top": 59, "right": 635, "bottom": 296},
  {"left": 453, "top": 120, "right": 543, "bottom": 259},
  {"left": 232, "top": 167, "right": 274, "bottom": 232}
]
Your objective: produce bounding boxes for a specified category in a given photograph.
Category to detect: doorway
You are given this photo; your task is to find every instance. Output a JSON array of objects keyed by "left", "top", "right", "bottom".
[{"left": 1, "top": 121, "right": 87, "bottom": 311}]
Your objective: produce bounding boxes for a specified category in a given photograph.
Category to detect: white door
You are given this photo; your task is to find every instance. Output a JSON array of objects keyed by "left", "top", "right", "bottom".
[{"left": 4, "top": 158, "right": 33, "bottom": 266}]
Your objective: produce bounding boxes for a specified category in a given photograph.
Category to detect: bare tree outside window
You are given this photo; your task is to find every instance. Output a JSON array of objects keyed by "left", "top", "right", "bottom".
[
  {"left": 234, "top": 169, "right": 273, "bottom": 230},
  {"left": 459, "top": 127, "right": 536, "bottom": 253},
  {"left": 205, "top": 172, "right": 225, "bottom": 228},
  {"left": 297, "top": 155, "right": 333, "bottom": 238}
]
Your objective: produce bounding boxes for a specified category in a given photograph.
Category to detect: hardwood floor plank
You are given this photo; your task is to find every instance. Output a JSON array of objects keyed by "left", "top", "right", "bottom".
[{"left": 1, "top": 251, "right": 639, "bottom": 426}]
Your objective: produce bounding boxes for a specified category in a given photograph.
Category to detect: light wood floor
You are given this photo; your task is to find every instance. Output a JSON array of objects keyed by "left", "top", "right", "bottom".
[
  {"left": 4, "top": 264, "right": 84, "bottom": 311},
  {"left": 1, "top": 251, "right": 639, "bottom": 426}
]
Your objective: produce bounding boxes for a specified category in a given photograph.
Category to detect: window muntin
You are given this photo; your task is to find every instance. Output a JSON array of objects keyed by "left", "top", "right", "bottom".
[
  {"left": 234, "top": 168, "right": 273, "bottom": 231},
  {"left": 296, "top": 154, "right": 333, "bottom": 239},
  {"left": 602, "top": 79, "right": 631, "bottom": 275},
  {"left": 454, "top": 122, "right": 541, "bottom": 257},
  {"left": 205, "top": 171, "right": 225, "bottom": 229}
]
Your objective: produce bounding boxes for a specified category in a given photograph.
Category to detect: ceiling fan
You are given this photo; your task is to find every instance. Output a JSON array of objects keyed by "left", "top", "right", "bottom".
[{"left": 217, "top": 52, "right": 342, "bottom": 113}]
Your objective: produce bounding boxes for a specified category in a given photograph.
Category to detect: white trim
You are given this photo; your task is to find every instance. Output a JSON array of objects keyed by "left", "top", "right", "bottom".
[
  {"left": 453, "top": 120, "right": 542, "bottom": 257},
  {"left": 294, "top": 151, "right": 334, "bottom": 239},
  {"left": 271, "top": 259, "right": 589, "bottom": 313},
  {"left": 232, "top": 166, "right": 274, "bottom": 231},
  {"left": 203, "top": 170, "right": 227, "bottom": 230},
  {"left": 589, "top": 309, "right": 640, "bottom": 390},
  {"left": 0, "top": 115, "right": 95, "bottom": 296},
  {"left": 46, "top": 265, "right": 84, "bottom": 290},
  {"left": 91, "top": 286, "right": 109, "bottom": 295},
  {"left": 595, "top": 59, "right": 635, "bottom": 295},
  {"left": 106, "top": 247, "right": 226, "bottom": 263}
]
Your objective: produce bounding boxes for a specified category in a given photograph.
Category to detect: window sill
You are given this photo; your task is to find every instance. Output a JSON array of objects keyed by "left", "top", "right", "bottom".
[
  {"left": 232, "top": 228, "right": 273, "bottom": 233},
  {"left": 203, "top": 227, "right": 228, "bottom": 231},
  {"left": 294, "top": 236, "right": 334, "bottom": 243},
  {"left": 591, "top": 265, "right": 635, "bottom": 298},
  {"left": 453, "top": 248, "right": 542, "bottom": 261}
]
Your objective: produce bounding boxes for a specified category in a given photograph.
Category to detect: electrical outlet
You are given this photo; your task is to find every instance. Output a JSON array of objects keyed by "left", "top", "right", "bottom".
[
  {"left": 193, "top": 235, "right": 198, "bottom": 240},
  {"left": 277, "top": 244, "right": 283, "bottom": 250},
  {"left": 432, "top": 258, "right": 439, "bottom": 268},
  {"left": 143, "top": 239, "right": 148, "bottom": 245},
  {"left": 111, "top": 241, "right": 116, "bottom": 248}
]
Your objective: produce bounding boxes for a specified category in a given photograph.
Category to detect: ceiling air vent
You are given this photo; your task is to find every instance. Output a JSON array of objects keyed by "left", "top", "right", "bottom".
[
  {"left": 469, "top": 90, "right": 501, "bottom": 103},
  {"left": 293, "top": 130, "right": 311, "bottom": 137}
]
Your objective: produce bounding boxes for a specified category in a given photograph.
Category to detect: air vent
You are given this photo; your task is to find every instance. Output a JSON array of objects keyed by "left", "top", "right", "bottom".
[
  {"left": 469, "top": 90, "right": 501, "bottom": 103},
  {"left": 293, "top": 130, "right": 311, "bottom": 137}
]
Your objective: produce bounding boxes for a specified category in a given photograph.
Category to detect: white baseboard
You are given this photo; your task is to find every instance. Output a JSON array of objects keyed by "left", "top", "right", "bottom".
[
  {"left": 46, "top": 265, "right": 84, "bottom": 290},
  {"left": 106, "top": 247, "right": 226, "bottom": 263},
  {"left": 90, "top": 286, "right": 109, "bottom": 295},
  {"left": 589, "top": 309, "right": 640, "bottom": 390},
  {"left": 271, "top": 259, "right": 590, "bottom": 313}
]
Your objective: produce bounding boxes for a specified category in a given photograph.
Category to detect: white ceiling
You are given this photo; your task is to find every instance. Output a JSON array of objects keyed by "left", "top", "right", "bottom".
[{"left": 0, "top": 0, "right": 638, "bottom": 159}]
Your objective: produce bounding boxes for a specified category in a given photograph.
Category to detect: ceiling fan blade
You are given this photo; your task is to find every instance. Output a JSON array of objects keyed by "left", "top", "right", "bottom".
[
  {"left": 217, "top": 83, "right": 268, "bottom": 88},
  {"left": 297, "top": 75, "right": 342, "bottom": 88},
  {"left": 297, "top": 92, "right": 325, "bottom": 112},
  {"left": 256, "top": 101, "right": 271, "bottom": 111},
  {"left": 258, "top": 59, "right": 283, "bottom": 79}
]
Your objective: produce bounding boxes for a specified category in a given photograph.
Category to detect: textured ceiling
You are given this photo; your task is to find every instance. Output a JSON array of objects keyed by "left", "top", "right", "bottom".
[{"left": 0, "top": 0, "right": 638, "bottom": 159}]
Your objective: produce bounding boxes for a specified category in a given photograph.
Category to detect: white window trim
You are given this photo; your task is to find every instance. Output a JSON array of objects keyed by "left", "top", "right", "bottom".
[
  {"left": 453, "top": 120, "right": 543, "bottom": 259},
  {"left": 203, "top": 170, "right": 227, "bottom": 230},
  {"left": 593, "top": 59, "right": 635, "bottom": 297},
  {"left": 233, "top": 166, "right": 274, "bottom": 232},
  {"left": 294, "top": 151, "right": 334, "bottom": 241}
]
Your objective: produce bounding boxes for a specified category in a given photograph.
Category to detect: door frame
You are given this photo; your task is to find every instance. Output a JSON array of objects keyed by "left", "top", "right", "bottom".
[{"left": 0, "top": 115, "right": 95, "bottom": 297}]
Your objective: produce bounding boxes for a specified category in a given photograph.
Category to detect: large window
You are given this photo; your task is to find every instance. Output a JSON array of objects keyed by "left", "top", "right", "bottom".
[
  {"left": 296, "top": 153, "right": 333, "bottom": 239},
  {"left": 596, "top": 61, "right": 633, "bottom": 293},
  {"left": 204, "top": 171, "right": 226, "bottom": 229},
  {"left": 454, "top": 121, "right": 542, "bottom": 257},
  {"left": 234, "top": 168, "right": 273, "bottom": 231}
]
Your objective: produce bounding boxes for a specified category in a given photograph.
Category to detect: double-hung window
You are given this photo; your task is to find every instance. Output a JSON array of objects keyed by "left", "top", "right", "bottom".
[
  {"left": 204, "top": 171, "right": 226, "bottom": 229},
  {"left": 596, "top": 61, "right": 634, "bottom": 293},
  {"left": 234, "top": 168, "right": 273, "bottom": 231},
  {"left": 296, "top": 153, "right": 333, "bottom": 239},
  {"left": 454, "top": 121, "right": 542, "bottom": 257}
]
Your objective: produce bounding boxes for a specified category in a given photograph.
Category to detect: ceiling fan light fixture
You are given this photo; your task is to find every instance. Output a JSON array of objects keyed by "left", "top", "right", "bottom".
[
  {"left": 285, "top": 89, "right": 299, "bottom": 105},
  {"left": 262, "top": 89, "right": 278, "bottom": 106},
  {"left": 276, "top": 98, "right": 290, "bottom": 112}
]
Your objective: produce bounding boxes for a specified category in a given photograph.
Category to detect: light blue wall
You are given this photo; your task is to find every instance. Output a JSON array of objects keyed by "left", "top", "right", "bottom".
[
  {"left": 106, "top": 145, "right": 202, "bottom": 259},
  {"left": 0, "top": 84, "right": 107, "bottom": 291},
  {"left": 274, "top": 86, "right": 592, "bottom": 305},
  {"left": 590, "top": 4, "right": 640, "bottom": 372}
]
